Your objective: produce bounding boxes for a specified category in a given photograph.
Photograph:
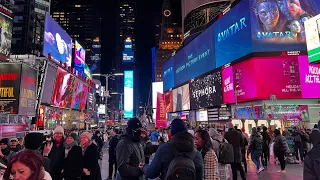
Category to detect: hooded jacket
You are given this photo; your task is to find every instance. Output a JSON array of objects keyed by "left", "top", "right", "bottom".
[
  {"left": 304, "top": 139, "right": 320, "bottom": 180},
  {"left": 143, "top": 131, "right": 203, "bottom": 180},
  {"left": 116, "top": 134, "right": 145, "bottom": 180},
  {"left": 273, "top": 134, "right": 288, "bottom": 152},
  {"left": 224, "top": 128, "right": 244, "bottom": 163}
]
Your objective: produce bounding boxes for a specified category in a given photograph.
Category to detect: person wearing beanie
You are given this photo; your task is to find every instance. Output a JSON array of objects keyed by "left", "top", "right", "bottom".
[
  {"left": 48, "top": 126, "right": 65, "bottom": 180},
  {"left": 63, "top": 133, "right": 83, "bottom": 180},
  {"left": 116, "top": 118, "right": 145, "bottom": 180},
  {"left": 80, "top": 131, "right": 99, "bottom": 180},
  {"left": 143, "top": 119, "right": 204, "bottom": 180},
  {"left": 0, "top": 138, "right": 15, "bottom": 166},
  {"left": 224, "top": 122, "right": 246, "bottom": 180}
]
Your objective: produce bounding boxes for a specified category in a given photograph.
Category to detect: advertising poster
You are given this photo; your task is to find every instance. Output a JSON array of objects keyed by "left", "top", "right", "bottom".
[
  {"left": 250, "top": 0, "right": 320, "bottom": 53},
  {"left": 36, "top": 106, "right": 45, "bottom": 128},
  {"left": 233, "top": 58, "right": 257, "bottom": 102},
  {"left": 234, "top": 106, "right": 264, "bottom": 119},
  {"left": 124, "top": 71, "right": 134, "bottom": 118},
  {"left": 79, "top": 84, "right": 88, "bottom": 110},
  {"left": 84, "top": 64, "right": 92, "bottom": 80},
  {"left": 19, "top": 65, "right": 37, "bottom": 116},
  {"left": 165, "top": 91, "right": 173, "bottom": 113},
  {"left": 122, "top": 51, "right": 134, "bottom": 62},
  {"left": 214, "top": 0, "right": 252, "bottom": 68},
  {"left": 174, "top": 25, "right": 215, "bottom": 85},
  {"left": 255, "top": 57, "right": 301, "bottom": 99},
  {"left": 43, "top": 13, "right": 72, "bottom": 67},
  {"left": 196, "top": 110, "right": 208, "bottom": 122},
  {"left": 182, "top": 84, "right": 190, "bottom": 111},
  {"left": 0, "top": 124, "right": 26, "bottom": 137},
  {"left": 162, "top": 58, "right": 174, "bottom": 91},
  {"left": 305, "top": 14, "right": 320, "bottom": 63},
  {"left": 0, "top": 11, "right": 13, "bottom": 60},
  {"left": 0, "top": 64, "right": 22, "bottom": 114},
  {"left": 41, "top": 64, "right": 58, "bottom": 104},
  {"left": 172, "top": 86, "right": 182, "bottom": 112},
  {"left": 71, "top": 79, "right": 83, "bottom": 109},
  {"left": 156, "top": 92, "right": 167, "bottom": 128},
  {"left": 74, "top": 40, "right": 86, "bottom": 75},
  {"left": 222, "top": 66, "right": 235, "bottom": 104},
  {"left": 190, "top": 70, "right": 222, "bottom": 109},
  {"left": 298, "top": 55, "right": 320, "bottom": 98},
  {"left": 51, "top": 68, "right": 76, "bottom": 108}
]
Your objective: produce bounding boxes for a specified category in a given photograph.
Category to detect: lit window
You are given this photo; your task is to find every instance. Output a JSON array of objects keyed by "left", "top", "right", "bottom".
[{"left": 75, "top": 5, "right": 81, "bottom": 7}]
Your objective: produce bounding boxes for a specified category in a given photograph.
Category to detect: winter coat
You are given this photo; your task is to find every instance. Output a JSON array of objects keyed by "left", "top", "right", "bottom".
[
  {"left": 82, "top": 143, "right": 99, "bottom": 180},
  {"left": 304, "top": 143, "right": 320, "bottom": 180},
  {"left": 48, "top": 141, "right": 65, "bottom": 180},
  {"left": 209, "top": 128, "right": 230, "bottom": 180},
  {"left": 109, "top": 135, "right": 119, "bottom": 163},
  {"left": 203, "top": 149, "right": 219, "bottom": 180},
  {"left": 273, "top": 134, "right": 288, "bottom": 153},
  {"left": 249, "top": 133, "right": 263, "bottom": 155},
  {"left": 261, "top": 131, "right": 271, "bottom": 151},
  {"left": 143, "top": 131, "right": 203, "bottom": 180},
  {"left": 309, "top": 129, "right": 320, "bottom": 146},
  {"left": 224, "top": 128, "right": 244, "bottom": 163},
  {"left": 116, "top": 134, "right": 145, "bottom": 180},
  {"left": 63, "top": 146, "right": 84, "bottom": 180}
]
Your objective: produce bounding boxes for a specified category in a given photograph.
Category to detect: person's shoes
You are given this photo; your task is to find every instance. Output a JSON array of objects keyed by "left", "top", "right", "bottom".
[
  {"left": 257, "top": 167, "right": 264, "bottom": 174},
  {"left": 277, "top": 170, "right": 286, "bottom": 173}
]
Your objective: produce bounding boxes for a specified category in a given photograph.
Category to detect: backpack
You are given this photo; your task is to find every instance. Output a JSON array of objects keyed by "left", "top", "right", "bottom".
[
  {"left": 165, "top": 144, "right": 196, "bottom": 180},
  {"left": 215, "top": 139, "right": 234, "bottom": 164},
  {"left": 253, "top": 135, "right": 263, "bottom": 150},
  {"left": 294, "top": 134, "right": 302, "bottom": 143}
]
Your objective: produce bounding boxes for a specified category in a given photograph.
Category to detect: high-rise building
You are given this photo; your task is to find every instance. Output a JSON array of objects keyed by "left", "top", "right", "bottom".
[
  {"left": 50, "top": 0, "right": 101, "bottom": 64},
  {"left": 155, "top": 0, "right": 182, "bottom": 82}
]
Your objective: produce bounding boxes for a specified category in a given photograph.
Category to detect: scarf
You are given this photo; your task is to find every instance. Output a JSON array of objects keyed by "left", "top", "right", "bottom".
[
  {"left": 82, "top": 142, "right": 92, "bottom": 155},
  {"left": 55, "top": 138, "right": 64, "bottom": 148}
]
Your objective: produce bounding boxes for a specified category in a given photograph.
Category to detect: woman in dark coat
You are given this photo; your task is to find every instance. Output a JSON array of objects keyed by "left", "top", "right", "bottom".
[
  {"left": 80, "top": 132, "right": 99, "bottom": 180},
  {"left": 273, "top": 129, "right": 289, "bottom": 173},
  {"left": 48, "top": 126, "right": 65, "bottom": 180},
  {"left": 63, "top": 133, "right": 84, "bottom": 180}
]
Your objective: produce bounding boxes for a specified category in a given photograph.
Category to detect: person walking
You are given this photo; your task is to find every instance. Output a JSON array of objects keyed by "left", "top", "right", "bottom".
[
  {"left": 195, "top": 130, "right": 219, "bottom": 180},
  {"left": 209, "top": 128, "right": 230, "bottom": 180},
  {"left": 273, "top": 129, "right": 289, "bottom": 173},
  {"left": 80, "top": 132, "right": 99, "bottom": 180},
  {"left": 261, "top": 126, "right": 271, "bottom": 168},
  {"left": 237, "top": 129, "right": 248, "bottom": 173},
  {"left": 224, "top": 123, "right": 246, "bottom": 180},
  {"left": 48, "top": 126, "right": 65, "bottom": 180},
  {"left": 249, "top": 127, "right": 264, "bottom": 174},
  {"left": 116, "top": 118, "right": 145, "bottom": 180},
  {"left": 108, "top": 130, "right": 119, "bottom": 180},
  {"left": 143, "top": 119, "right": 203, "bottom": 180},
  {"left": 62, "top": 133, "right": 83, "bottom": 180},
  {"left": 304, "top": 121, "right": 320, "bottom": 179},
  {"left": 292, "top": 127, "right": 304, "bottom": 162},
  {"left": 3, "top": 149, "right": 52, "bottom": 180}
]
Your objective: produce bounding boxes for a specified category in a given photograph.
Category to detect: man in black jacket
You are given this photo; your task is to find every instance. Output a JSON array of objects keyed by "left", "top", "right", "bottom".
[
  {"left": 261, "top": 126, "right": 271, "bottom": 168},
  {"left": 143, "top": 119, "right": 203, "bottom": 180},
  {"left": 224, "top": 123, "right": 246, "bottom": 180},
  {"left": 108, "top": 130, "right": 119, "bottom": 180},
  {"left": 304, "top": 121, "right": 320, "bottom": 179},
  {"left": 49, "top": 126, "right": 65, "bottom": 180},
  {"left": 116, "top": 118, "right": 145, "bottom": 180}
]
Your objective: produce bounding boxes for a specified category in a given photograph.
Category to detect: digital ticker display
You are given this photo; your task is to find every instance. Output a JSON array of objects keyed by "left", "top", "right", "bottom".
[{"left": 124, "top": 70, "right": 134, "bottom": 118}]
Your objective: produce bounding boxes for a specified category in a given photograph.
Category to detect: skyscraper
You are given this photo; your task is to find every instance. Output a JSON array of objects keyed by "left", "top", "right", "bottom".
[{"left": 155, "top": 0, "right": 182, "bottom": 82}]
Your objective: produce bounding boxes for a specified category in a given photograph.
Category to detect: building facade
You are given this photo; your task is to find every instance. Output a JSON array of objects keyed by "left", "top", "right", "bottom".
[{"left": 155, "top": 0, "right": 182, "bottom": 82}]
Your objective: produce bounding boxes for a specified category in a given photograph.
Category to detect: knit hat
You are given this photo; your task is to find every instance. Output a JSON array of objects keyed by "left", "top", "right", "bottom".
[
  {"left": 67, "top": 133, "right": 79, "bottom": 144},
  {"left": 10, "top": 138, "right": 18, "bottom": 142},
  {"left": 170, "top": 119, "right": 187, "bottom": 136},
  {"left": 54, "top": 126, "right": 64, "bottom": 135},
  {"left": 127, "top": 118, "right": 142, "bottom": 130},
  {"left": 0, "top": 138, "right": 9, "bottom": 145},
  {"left": 81, "top": 132, "right": 93, "bottom": 141},
  {"left": 24, "top": 132, "right": 44, "bottom": 150}
]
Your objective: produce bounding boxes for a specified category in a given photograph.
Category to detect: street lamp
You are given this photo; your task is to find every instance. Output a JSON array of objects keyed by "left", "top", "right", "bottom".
[{"left": 92, "top": 73, "right": 123, "bottom": 130}]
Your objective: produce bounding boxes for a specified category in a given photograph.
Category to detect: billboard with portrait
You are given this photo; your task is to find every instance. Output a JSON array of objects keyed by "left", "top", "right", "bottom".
[
  {"left": 190, "top": 70, "right": 222, "bottom": 109},
  {"left": 182, "top": 84, "right": 190, "bottom": 111},
  {"left": 41, "top": 64, "right": 58, "bottom": 104},
  {"left": 165, "top": 91, "right": 173, "bottom": 113},
  {"left": 43, "top": 13, "right": 72, "bottom": 67},
  {"left": 0, "top": 11, "right": 13, "bottom": 60},
  {"left": 124, "top": 71, "right": 134, "bottom": 118},
  {"left": 0, "top": 64, "right": 22, "bottom": 114},
  {"left": 51, "top": 68, "right": 77, "bottom": 108},
  {"left": 19, "top": 65, "right": 37, "bottom": 116},
  {"left": 250, "top": 0, "right": 320, "bottom": 53},
  {"left": 214, "top": 0, "right": 252, "bottom": 68},
  {"left": 174, "top": 25, "right": 215, "bottom": 86},
  {"left": 74, "top": 40, "right": 86, "bottom": 75},
  {"left": 80, "top": 84, "right": 88, "bottom": 110},
  {"left": 71, "top": 79, "right": 83, "bottom": 110}
]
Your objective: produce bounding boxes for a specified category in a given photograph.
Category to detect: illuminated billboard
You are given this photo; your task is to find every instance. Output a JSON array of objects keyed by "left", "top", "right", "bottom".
[
  {"left": 122, "top": 51, "right": 134, "bottom": 62},
  {"left": 74, "top": 40, "right": 86, "bottom": 75},
  {"left": 0, "top": 9, "right": 13, "bottom": 60},
  {"left": 124, "top": 70, "right": 134, "bottom": 118},
  {"left": 305, "top": 14, "right": 320, "bottom": 63},
  {"left": 43, "top": 13, "right": 72, "bottom": 67}
]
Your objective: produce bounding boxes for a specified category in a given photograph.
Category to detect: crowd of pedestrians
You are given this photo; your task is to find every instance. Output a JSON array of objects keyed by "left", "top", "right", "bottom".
[{"left": 1, "top": 118, "right": 320, "bottom": 179}]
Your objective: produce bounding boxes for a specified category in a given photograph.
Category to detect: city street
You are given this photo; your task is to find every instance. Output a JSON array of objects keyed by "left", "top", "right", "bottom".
[{"left": 99, "top": 151, "right": 304, "bottom": 180}]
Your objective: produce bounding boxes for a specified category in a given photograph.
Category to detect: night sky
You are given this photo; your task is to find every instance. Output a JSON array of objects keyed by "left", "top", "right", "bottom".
[{"left": 99, "top": 0, "right": 181, "bottom": 106}]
